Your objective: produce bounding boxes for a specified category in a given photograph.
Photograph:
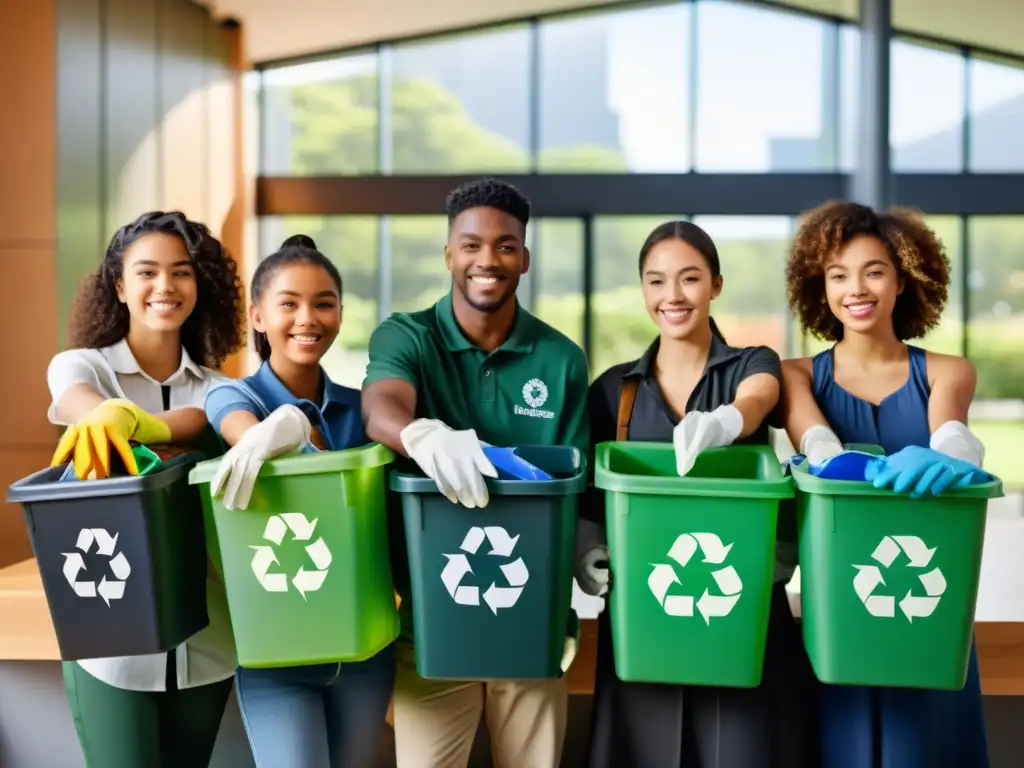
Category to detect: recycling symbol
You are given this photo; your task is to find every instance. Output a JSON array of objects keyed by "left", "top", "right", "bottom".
[
  {"left": 62, "top": 528, "right": 131, "bottom": 606},
  {"left": 441, "top": 526, "right": 529, "bottom": 615},
  {"left": 648, "top": 532, "right": 742, "bottom": 625},
  {"left": 250, "top": 512, "right": 332, "bottom": 600},
  {"left": 853, "top": 535, "right": 946, "bottom": 622}
]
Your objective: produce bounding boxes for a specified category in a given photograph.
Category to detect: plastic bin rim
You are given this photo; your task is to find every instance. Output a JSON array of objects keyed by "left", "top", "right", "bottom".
[
  {"left": 790, "top": 459, "right": 1005, "bottom": 499},
  {"left": 389, "top": 468, "right": 587, "bottom": 496},
  {"left": 189, "top": 441, "right": 395, "bottom": 485},
  {"left": 593, "top": 441, "right": 794, "bottom": 499},
  {"left": 7, "top": 452, "right": 203, "bottom": 502}
]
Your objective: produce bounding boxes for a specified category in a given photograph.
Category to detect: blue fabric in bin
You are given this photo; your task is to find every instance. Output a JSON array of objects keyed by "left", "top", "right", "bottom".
[
  {"left": 481, "top": 444, "right": 554, "bottom": 481},
  {"left": 808, "top": 450, "right": 881, "bottom": 481}
]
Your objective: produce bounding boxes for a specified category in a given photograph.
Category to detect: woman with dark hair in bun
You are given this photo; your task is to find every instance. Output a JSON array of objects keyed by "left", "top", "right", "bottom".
[{"left": 204, "top": 235, "right": 395, "bottom": 768}]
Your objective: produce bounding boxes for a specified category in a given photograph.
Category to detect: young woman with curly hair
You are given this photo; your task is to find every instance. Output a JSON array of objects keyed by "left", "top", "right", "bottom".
[
  {"left": 780, "top": 200, "right": 989, "bottom": 768},
  {"left": 46, "top": 210, "right": 246, "bottom": 767}
]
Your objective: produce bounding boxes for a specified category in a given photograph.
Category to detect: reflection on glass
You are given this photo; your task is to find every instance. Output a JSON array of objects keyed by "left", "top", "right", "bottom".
[
  {"left": 537, "top": 4, "right": 691, "bottom": 173},
  {"left": 261, "top": 54, "right": 379, "bottom": 175},
  {"left": 530, "top": 220, "right": 585, "bottom": 348},
  {"left": 388, "top": 27, "right": 531, "bottom": 174},
  {"left": 258, "top": 216, "right": 379, "bottom": 389},
  {"left": 387, "top": 216, "right": 450, "bottom": 313},
  {"left": 967, "top": 217, "right": 1024, "bottom": 400},
  {"left": 968, "top": 56, "right": 1024, "bottom": 172},
  {"left": 890, "top": 40, "right": 965, "bottom": 171},
  {"left": 695, "top": 1, "right": 829, "bottom": 171}
]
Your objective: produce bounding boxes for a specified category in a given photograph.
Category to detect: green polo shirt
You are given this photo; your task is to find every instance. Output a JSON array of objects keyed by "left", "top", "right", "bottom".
[{"left": 364, "top": 291, "right": 590, "bottom": 641}]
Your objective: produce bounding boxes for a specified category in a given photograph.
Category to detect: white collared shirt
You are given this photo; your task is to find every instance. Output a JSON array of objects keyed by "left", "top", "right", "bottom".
[{"left": 46, "top": 339, "right": 237, "bottom": 692}]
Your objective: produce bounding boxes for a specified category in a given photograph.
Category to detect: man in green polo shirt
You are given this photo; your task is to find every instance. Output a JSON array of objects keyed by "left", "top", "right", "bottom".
[{"left": 362, "top": 178, "right": 589, "bottom": 768}]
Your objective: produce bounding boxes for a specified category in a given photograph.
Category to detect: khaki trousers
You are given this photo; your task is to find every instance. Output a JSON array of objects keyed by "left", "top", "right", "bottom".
[{"left": 392, "top": 642, "right": 568, "bottom": 768}]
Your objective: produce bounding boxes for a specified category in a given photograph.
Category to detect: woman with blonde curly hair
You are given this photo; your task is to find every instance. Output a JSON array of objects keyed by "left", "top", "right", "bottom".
[
  {"left": 47, "top": 210, "right": 246, "bottom": 767},
  {"left": 780, "top": 201, "right": 989, "bottom": 767}
]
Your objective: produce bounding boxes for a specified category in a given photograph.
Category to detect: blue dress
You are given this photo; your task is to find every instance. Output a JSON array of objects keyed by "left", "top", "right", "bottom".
[{"left": 811, "top": 344, "right": 988, "bottom": 768}]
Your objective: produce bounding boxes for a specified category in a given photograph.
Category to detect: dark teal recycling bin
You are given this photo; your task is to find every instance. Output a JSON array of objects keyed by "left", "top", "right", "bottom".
[{"left": 391, "top": 446, "right": 585, "bottom": 680}]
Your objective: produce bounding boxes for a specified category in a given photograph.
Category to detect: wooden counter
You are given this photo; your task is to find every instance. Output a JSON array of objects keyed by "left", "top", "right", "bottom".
[{"left": 3, "top": 557, "right": 1022, "bottom": 695}]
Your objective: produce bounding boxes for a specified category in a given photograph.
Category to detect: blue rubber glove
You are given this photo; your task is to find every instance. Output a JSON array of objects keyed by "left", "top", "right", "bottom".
[{"left": 865, "top": 445, "right": 990, "bottom": 499}]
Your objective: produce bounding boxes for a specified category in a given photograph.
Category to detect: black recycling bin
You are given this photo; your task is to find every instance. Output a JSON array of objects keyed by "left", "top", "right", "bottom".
[{"left": 7, "top": 452, "right": 210, "bottom": 661}]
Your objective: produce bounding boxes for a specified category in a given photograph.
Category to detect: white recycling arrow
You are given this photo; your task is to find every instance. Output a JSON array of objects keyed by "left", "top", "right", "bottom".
[
  {"left": 441, "top": 526, "right": 529, "bottom": 613},
  {"left": 63, "top": 553, "right": 95, "bottom": 598},
  {"left": 853, "top": 564, "right": 895, "bottom": 617},
  {"left": 62, "top": 528, "right": 131, "bottom": 605},
  {"left": 648, "top": 532, "right": 744, "bottom": 623},
  {"left": 249, "top": 513, "right": 332, "bottom": 598},
  {"left": 854, "top": 535, "right": 946, "bottom": 622}
]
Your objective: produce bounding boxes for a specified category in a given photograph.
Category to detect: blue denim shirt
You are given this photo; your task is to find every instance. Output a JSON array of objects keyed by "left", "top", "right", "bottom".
[{"left": 204, "top": 361, "right": 367, "bottom": 452}]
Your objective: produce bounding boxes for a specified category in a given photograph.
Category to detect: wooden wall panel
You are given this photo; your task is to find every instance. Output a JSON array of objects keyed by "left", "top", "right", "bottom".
[{"left": 0, "top": 1, "right": 58, "bottom": 568}]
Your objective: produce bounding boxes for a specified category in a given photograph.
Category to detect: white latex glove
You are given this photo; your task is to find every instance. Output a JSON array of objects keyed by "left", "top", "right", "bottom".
[
  {"left": 673, "top": 404, "right": 744, "bottom": 476},
  {"left": 931, "top": 420, "right": 985, "bottom": 467},
  {"left": 212, "top": 404, "right": 311, "bottom": 511},
  {"left": 575, "top": 518, "right": 610, "bottom": 597},
  {"left": 800, "top": 424, "right": 844, "bottom": 467},
  {"left": 400, "top": 419, "right": 497, "bottom": 508}
]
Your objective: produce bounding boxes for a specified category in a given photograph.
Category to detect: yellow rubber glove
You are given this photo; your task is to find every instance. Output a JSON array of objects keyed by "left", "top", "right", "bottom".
[{"left": 50, "top": 399, "right": 172, "bottom": 480}]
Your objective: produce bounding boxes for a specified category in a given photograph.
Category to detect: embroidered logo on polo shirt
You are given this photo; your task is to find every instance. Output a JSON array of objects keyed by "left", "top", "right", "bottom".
[{"left": 515, "top": 378, "right": 555, "bottom": 420}]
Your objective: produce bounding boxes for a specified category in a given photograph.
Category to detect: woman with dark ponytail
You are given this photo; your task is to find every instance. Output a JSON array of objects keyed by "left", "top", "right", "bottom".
[
  {"left": 577, "top": 220, "right": 818, "bottom": 767},
  {"left": 204, "top": 235, "right": 395, "bottom": 768}
]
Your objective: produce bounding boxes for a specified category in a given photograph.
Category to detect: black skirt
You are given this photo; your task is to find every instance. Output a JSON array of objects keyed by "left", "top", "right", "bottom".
[{"left": 585, "top": 582, "right": 820, "bottom": 768}]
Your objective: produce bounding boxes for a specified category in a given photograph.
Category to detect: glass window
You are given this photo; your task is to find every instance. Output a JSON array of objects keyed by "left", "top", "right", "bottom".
[
  {"left": 591, "top": 216, "right": 688, "bottom": 377},
  {"left": 839, "top": 24, "right": 859, "bottom": 173},
  {"left": 915, "top": 216, "right": 962, "bottom": 356},
  {"left": 968, "top": 56, "right": 1024, "bottom": 172},
  {"left": 529, "top": 219, "right": 586, "bottom": 348},
  {"left": 260, "top": 53, "right": 379, "bottom": 175},
  {"left": 258, "top": 216, "right": 379, "bottom": 389},
  {"left": 890, "top": 40, "right": 965, "bottom": 171},
  {"left": 387, "top": 27, "right": 531, "bottom": 174},
  {"left": 537, "top": 3, "right": 691, "bottom": 173},
  {"left": 691, "top": 217, "right": 792, "bottom": 355},
  {"left": 387, "top": 216, "right": 451, "bottom": 313},
  {"left": 695, "top": 1, "right": 831, "bottom": 172},
  {"left": 968, "top": 217, "right": 1024, "bottom": 400}
]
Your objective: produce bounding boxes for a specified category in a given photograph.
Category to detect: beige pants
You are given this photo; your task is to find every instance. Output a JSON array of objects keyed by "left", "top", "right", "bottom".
[{"left": 392, "top": 642, "right": 568, "bottom": 768}]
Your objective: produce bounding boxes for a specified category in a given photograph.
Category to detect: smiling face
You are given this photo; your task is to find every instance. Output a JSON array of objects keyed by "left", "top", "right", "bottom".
[
  {"left": 251, "top": 262, "right": 341, "bottom": 369},
  {"left": 824, "top": 234, "right": 904, "bottom": 336},
  {"left": 641, "top": 238, "right": 723, "bottom": 341},
  {"left": 117, "top": 232, "right": 198, "bottom": 334},
  {"left": 445, "top": 206, "right": 530, "bottom": 314}
]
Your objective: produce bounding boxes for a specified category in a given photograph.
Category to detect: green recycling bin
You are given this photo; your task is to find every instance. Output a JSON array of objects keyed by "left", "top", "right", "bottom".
[
  {"left": 595, "top": 442, "right": 793, "bottom": 688},
  {"left": 392, "top": 446, "right": 585, "bottom": 680},
  {"left": 189, "top": 443, "right": 399, "bottom": 668},
  {"left": 793, "top": 453, "right": 1004, "bottom": 690}
]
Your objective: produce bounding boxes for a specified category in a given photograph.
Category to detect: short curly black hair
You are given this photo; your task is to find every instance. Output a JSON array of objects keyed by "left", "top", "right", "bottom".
[
  {"left": 67, "top": 211, "right": 246, "bottom": 368},
  {"left": 787, "top": 201, "right": 950, "bottom": 342},
  {"left": 444, "top": 177, "right": 531, "bottom": 229}
]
